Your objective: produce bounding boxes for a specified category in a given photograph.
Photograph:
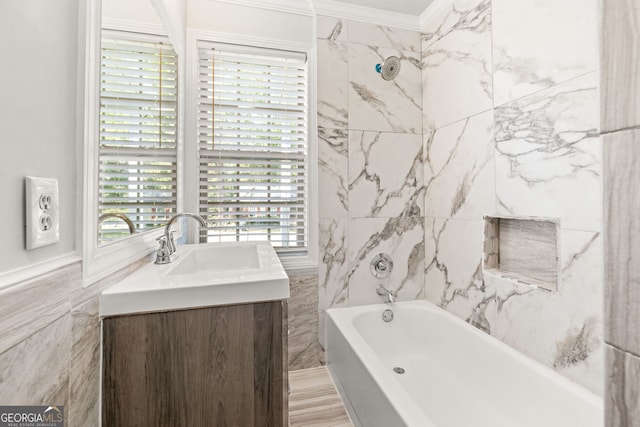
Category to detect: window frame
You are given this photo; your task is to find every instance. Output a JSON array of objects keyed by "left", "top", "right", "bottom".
[
  {"left": 184, "top": 29, "right": 318, "bottom": 275},
  {"left": 98, "top": 30, "right": 179, "bottom": 242},
  {"left": 81, "top": 3, "right": 184, "bottom": 286}
]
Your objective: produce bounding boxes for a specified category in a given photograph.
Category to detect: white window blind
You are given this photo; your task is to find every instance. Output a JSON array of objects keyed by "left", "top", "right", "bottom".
[
  {"left": 99, "top": 34, "right": 178, "bottom": 242},
  {"left": 197, "top": 43, "right": 308, "bottom": 253}
]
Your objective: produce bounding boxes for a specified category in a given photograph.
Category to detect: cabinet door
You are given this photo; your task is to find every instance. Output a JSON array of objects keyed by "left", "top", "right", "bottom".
[{"left": 103, "top": 302, "right": 284, "bottom": 427}]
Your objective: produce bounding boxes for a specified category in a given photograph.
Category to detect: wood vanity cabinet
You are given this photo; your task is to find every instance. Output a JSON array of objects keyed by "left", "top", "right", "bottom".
[{"left": 102, "top": 300, "right": 288, "bottom": 427}]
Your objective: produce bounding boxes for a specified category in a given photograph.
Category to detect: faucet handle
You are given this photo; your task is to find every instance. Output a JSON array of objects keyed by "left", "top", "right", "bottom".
[{"left": 155, "top": 235, "right": 172, "bottom": 264}]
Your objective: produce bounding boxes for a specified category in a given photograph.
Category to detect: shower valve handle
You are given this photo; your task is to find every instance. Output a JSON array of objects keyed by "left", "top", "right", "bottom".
[{"left": 370, "top": 253, "right": 393, "bottom": 279}]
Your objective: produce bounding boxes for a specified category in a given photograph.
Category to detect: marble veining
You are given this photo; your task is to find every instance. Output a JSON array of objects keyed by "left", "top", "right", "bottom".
[
  {"left": 317, "top": 39, "right": 349, "bottom": 130},
  {"left": 349, "top": 131, "right": 424, "bottom": 218},
  {"left": 422, "top": 0, "right": 487, "bottom": 48},
  {"left": 348, "top": 20, "right": 420, "bottom": 53},
  {"left": 0, "top": 267, "right": 70, "bottom": 355},
  {"left": 288, "top": 275, "right": 320, "bottom": 371},
  {"left": 553, "top": 317, "right": 599, "bottom": 369},
  {"left": 316, "top": 16, "right": 347, "bottom": 42},
  {"left": 492, "top": 0, "right": 597, "bottom": 106},
  {"left": 418, "top": 0, "right": 603, "bottom": 396},
  {"left": 492, "top": 230, "right": 603, "bottom": 393},
  {"left": 424, "top": 215, "right": 603, "bottom": 392},
  {"left": 422, "top": 0, "right": 492, "bottom": 129},
  {"left": 69, "top": 298, "right": 100, "bottom": 427},
  {"left": 348, "top": 44, "right": 422, "bottom": 134},
  {"left": 319, "top": 127, "right": 349, "bottom": 218},
  {"left": 0, "top": 314, "right": 70, "bottom": 406},
  {"left": 319, "top": 219, "right": 349, "bottom": 312},
  {"left": 424, "top": 111, "right": 494, "bottom": 221},
  {"left": 348, "top": 217, "right": 424, "bottom": 306},
  {"left": 494, "top": 72, "right": 601, "bottom": 232}
]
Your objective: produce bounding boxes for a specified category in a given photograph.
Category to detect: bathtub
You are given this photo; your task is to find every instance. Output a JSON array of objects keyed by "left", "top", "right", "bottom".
[{"left": 326, "top": 300, "right": 603, "bottom": 427}]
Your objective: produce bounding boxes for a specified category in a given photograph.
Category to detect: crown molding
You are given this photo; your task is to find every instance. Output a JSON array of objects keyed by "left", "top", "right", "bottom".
[
  {"left": 212, "top": 0, "right": 314, "bottom": 16},
  {"left": 419, "top": 0, "right": 452, "bottom": 31},
  {"left": 312, "top": 0, "right": 420, "bottom": 31}
]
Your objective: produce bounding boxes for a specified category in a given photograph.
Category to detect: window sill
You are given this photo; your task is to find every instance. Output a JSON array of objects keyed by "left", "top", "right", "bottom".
[{"left": 278, "top": 255, "right": 318, "bottom": 277}]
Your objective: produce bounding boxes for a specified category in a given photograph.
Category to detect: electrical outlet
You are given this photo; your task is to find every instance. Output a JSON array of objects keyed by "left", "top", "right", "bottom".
[{"left": 26, "top": 177, "right": 59, "bottom": 250}]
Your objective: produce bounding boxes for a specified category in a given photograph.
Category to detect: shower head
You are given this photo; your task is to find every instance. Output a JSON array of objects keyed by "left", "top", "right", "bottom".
[{"left": 375, "top": 56, "right": 401, "bottom": 81}]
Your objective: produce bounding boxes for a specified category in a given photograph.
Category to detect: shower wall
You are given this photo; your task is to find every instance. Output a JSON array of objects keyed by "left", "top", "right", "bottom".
[
  {"left": 601, "top": 0, "right": 640, "bottom": 422},
  {"left": 316, "top": 17, "right": 425, "bottom": 353},
  {"left": 421, "top": 0, "right": 602, "bottom": 393}
]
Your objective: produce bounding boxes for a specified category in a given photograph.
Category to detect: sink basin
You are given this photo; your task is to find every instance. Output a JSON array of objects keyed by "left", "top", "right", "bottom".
[
  {"left": 99, "top": 242, "right": 289, "bottom": 317},
  {"left": 168, "top": 244, "right": 260, "bottom": 276}
]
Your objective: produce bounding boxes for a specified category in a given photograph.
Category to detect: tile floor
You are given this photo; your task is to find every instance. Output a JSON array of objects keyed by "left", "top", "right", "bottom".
[{"left": 288, "top": 367, "right": 354, "bottom": 427}]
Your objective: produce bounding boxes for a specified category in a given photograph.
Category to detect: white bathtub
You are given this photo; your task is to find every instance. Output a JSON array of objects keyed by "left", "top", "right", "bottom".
[{"left": 326, "top": 300, "right": 603, "bottom": 427}]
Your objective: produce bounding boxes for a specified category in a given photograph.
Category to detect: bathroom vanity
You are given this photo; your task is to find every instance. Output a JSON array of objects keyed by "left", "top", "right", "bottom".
[{"left": 99, "top": 242, "right": 289, "bottom": 427}]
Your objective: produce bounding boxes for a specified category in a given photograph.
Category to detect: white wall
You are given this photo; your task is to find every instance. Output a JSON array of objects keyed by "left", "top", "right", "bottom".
[
  {"left": 102, "top": 0, "right": 162, "bottom": 25},
  {"left": 187, "top": 0, "right": 313, "bottom": 45},
  {"left": 0, "top": 0, "right": 79, "bottom": 273}
]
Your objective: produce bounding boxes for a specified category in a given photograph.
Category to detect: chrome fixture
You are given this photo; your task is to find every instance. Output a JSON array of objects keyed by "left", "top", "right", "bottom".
[
  {"left": 375, "top": 56, "right": 401, "bottom": 81},
  {"left": 98, "top": 213, "right": 135, "bottom": 235},
  {"left": 155, "top": 213, "right": 206, "bottom": 265},
  {"left": 370, "top": 253, "right": 393, "bottom": 279},
  {"left": 382, "top": 309, "right": 394, "bottom": 322},
  {"left": 377, "top": 284, "right": 397, "bottom": 303}
]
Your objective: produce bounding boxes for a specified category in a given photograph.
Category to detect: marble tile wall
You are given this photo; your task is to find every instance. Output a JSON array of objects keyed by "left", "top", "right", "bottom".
[
  {"left": 0, "top": 255, "right": 153, "bottom": 427},
  {"left": 288, "top": 275, "right": 320, "bottom": 370},
  {"left": 601, "top": 0, "right": 640, "bottom": 421},
  {"left": 421, "top": 0, "right": 603, "bottom": 394},
  {"left": 316, "top": 16, "right": 424, "bottom": 354}
]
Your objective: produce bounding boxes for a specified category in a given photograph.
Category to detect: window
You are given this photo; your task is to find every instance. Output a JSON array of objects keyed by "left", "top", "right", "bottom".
[
  {"left": 196, "top": 42, "right": 309, "bottom": 255},
  {"left": 98, "top": 32, "right": 178, "bottom": 243}
]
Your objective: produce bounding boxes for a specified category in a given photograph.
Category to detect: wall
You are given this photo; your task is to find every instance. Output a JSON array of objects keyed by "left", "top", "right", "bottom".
[
  {"left": 186, "top": 0, "right": 313, "bottom": 48},
  {"left": 421, "top": 0, "right": 602, "bottom": 393},
  {"left": 0, "top": 256, "right": 153, "bottom": 427},
  {"left": 316, "top": 16, "right": 425, "bottom": 355},
  {"left": 601, "top": 0, "right": 640, "bottom": 423},
  {"left": 0, "top": 6, "right": 318, "bottom": 427},
  {"left": 0, "top": 0, "right": 79, "bottom": 273}
]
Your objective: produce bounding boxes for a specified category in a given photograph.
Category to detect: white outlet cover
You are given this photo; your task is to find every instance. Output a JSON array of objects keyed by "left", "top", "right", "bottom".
[{"left": 26, "top": 176, "right": 59, "bottom": 250}]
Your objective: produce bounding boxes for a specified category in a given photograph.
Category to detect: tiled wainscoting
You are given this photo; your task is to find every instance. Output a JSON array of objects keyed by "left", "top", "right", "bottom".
[
  {"left": 0, "top": 261, "right": 321, "bottom": 427},
  {"left": 0, "top": 256, "right": 151, "bottom": 427},
  {"left": 288, "top": 274, "right": 321, "bottom": 370}
]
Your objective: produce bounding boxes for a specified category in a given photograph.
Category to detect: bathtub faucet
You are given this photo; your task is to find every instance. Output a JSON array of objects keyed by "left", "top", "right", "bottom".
[{"left": 376, "top": 285, "right": 397, "bottom": 303}]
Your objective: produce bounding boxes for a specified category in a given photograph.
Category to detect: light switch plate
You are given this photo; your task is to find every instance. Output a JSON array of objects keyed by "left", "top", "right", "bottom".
[{"left": 26, "top": 176, "right": 59, "bottom": 250}]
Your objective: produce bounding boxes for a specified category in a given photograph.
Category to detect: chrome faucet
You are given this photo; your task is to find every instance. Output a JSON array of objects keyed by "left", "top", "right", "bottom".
[
  {"left": 155, "top": 212, "right": 207, "bottom": 264},
  {"left": 376, "top": 285, "right": 397, "bottom": 303},
  {"left": 98, "top": 213, "right": 136, "bottom": 235}
]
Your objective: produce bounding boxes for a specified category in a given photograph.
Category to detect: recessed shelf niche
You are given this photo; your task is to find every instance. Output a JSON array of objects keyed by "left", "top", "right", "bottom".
[{"left": 483, "top": 216, "right": 559, "bottom": 291}]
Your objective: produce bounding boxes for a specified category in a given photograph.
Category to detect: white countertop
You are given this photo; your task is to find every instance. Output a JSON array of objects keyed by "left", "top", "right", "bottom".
[{"left": 99, "top": 242, "right": 289, "bottom": 317}]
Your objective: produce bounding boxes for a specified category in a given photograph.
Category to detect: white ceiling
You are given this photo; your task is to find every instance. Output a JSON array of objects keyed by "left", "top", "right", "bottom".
[{"left": 330, "top": 0, "right": 435, "bottom": 16}]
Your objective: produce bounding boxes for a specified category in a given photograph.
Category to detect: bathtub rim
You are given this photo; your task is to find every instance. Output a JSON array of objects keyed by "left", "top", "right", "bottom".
[{"left": 325, "top": 299, "right": 603, "bottom": 425}]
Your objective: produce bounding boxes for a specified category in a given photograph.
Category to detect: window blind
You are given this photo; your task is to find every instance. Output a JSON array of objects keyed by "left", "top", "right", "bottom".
[
  {"left": 98, "top": 35, "right": 178, "bottom": 242},
  {"left": 197, "top": 43, "right": 308, "bottom": 252}
]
